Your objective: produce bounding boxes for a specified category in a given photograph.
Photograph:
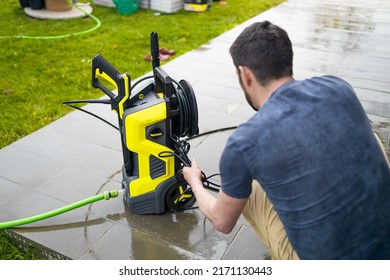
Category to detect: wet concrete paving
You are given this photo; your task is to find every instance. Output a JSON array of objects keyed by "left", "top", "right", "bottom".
[{"left": 1, "top": 0, "right": 389, "bottom": 259}]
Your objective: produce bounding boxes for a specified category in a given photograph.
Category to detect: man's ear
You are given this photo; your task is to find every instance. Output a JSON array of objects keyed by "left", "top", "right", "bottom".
[{"left": 238, "top": 66, "right": 254, "bottom": 88}]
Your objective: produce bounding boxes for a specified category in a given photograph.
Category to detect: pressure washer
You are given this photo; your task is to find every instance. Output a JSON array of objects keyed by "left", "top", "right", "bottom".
[
  {"left": 91, "top": 32, "right": 200, "bottom": 214},
  {"left": 184, "top": 0, "right": 212, "bottom": 12}
]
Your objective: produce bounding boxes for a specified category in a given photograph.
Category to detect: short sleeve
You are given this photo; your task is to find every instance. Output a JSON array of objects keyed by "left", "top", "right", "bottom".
[{"left": 219, "top": 135, "right": 252, "bottom": 199}]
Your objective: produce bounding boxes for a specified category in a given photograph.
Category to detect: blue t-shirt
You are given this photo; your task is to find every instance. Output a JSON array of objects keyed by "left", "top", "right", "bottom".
[{"left": 220, "top": 76, "right": 390, "bottom": 259}]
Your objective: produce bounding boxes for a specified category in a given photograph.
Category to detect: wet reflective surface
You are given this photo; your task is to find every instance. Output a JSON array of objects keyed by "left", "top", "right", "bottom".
[{"left": 0, "top": 0, "right": 389, "bottom": 259}]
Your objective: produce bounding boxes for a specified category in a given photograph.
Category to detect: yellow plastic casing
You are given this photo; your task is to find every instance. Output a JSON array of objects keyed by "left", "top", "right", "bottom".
[
  {"left": 123, "top": 101, "right": 175, "bottom": 197},
  {"left": 118, "top": 74, "right": 131, "bottom": 119},
  {"left": 184, "top": 3, "right": 209, "bottom": 12}
]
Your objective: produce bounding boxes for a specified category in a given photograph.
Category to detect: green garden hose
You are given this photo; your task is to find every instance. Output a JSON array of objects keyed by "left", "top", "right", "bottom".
[
  {"left": 0, "top": 189, "right": 122, "bottom": 229},
  {"left": 0, "top": 0, "right": 101, "bottom": 40}
]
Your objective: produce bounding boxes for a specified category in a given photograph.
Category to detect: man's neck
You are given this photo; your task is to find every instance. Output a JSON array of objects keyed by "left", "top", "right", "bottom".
[{"left": 259, "top": 76, "right": 294, "bottom": 107}]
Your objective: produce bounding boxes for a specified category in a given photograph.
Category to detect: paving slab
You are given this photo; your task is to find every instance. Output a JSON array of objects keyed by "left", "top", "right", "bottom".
[{"left": 1, "top": 0, "right": 389, "bottom": 260}]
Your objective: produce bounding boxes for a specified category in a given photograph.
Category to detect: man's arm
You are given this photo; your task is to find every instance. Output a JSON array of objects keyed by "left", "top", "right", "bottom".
[{"left": 183, "top": 158, "right": 248, "bottom": 234}]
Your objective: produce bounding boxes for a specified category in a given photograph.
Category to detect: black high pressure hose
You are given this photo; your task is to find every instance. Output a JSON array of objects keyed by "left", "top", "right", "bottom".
[{"left": 173, "top": 79, "right": 199, "bottom": 138}]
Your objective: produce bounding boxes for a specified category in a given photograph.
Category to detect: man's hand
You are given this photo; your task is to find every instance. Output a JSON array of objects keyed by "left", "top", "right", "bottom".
[
  {"left": 182, "top": 158, "right": 203, "bottom": 190},
  {"left": 182, "top": 158, "right": 248, "bottom": 234}
]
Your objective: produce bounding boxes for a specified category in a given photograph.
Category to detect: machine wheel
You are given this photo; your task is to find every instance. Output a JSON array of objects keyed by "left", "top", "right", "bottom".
[{"left": 165, "top": 181, "right": 196, "bottom": 211}]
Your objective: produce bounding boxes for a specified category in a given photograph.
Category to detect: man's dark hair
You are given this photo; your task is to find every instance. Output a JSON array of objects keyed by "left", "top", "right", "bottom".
[{"left": 230, "top": 21, "right": 293, "bottom": 86}]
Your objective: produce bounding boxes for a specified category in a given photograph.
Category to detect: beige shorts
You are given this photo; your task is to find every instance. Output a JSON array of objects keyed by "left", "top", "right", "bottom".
[
  {"left": 242, "top": 133, "right": 389, "bottom": 260},
  {"left": 242, "top": 180, "right": 299, "bottom": 260},
  {"left": 374, "top": 132, "right": 390, "bottom": 167}
]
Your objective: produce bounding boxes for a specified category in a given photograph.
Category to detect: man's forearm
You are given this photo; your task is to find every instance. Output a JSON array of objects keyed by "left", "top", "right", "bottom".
[
  {"left": 191, "top": 180, "right": 219, "bottom": 224},
  {"left": 191, "top": 180, "right": 246, "bottom": 234},
  {"left": 182, "top": 158, "right": 247, "bottom": 234}
]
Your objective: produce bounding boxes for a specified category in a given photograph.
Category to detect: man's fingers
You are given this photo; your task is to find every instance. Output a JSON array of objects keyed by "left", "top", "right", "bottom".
[{"left": 191, "top": 158, "right": 198, "bottom": 168}]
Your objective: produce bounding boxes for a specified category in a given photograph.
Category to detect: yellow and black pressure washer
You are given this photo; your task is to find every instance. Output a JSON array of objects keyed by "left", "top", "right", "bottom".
[
  {"left": 184, "top": 0, "right": 212, "bottom": 12},
  {"left": 91, "top": 32, "right": 199, "bottom": 214}
]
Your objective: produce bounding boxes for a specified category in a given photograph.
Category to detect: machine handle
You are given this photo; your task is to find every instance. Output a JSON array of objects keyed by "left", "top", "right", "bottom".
[
  {"left": 91, "top": 54, "right": 131, "bottom": 117},
  {"left": 92, "top": 54, "right": 121, "bottom": 100}
]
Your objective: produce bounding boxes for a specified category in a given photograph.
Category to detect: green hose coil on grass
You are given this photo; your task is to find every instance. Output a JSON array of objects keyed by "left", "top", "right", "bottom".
[{"left": 0, "top": 0, "right": 101, "bottom": 40}]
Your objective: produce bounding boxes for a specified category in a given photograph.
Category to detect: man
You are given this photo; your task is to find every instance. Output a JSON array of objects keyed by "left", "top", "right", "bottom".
[{"left": 183, "top": 21, "right": 390, "bottom": 260}]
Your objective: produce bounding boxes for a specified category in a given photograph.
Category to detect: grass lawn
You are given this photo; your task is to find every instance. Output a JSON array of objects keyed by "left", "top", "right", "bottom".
[
  {"left": 0, "top": 0, "right": 283, "bottom": 259},
  {"left": 0, "top": 232, "right": 42, "bottom": 259}
]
